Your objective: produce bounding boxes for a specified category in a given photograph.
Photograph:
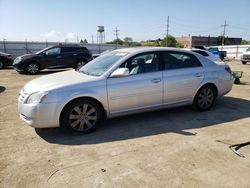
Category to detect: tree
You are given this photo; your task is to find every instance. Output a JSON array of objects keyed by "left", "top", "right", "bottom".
[
  {"left": 106, "top": 39, "right": 124, "bottom": 45},
  {"left": 124, "top": 37, "right": 133, "bottom": 46},
  {"left": 161, "top": 35, "right": 177, "bottom": 47},
  {"left": 83, "top": 39, "right": 88, "bottom": 43}
]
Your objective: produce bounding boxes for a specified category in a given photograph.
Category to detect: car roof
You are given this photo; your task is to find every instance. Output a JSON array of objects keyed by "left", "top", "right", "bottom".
[
  {"left": 113, "top": 47, "right": 197, "bottom": 55},
  {"left": 51, "top": 44, "right": 86, "bottom": 48}
]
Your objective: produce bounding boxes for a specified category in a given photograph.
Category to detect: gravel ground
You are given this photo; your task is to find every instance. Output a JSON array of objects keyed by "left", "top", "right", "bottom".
[{"left": 0, "top": 61, "right": 250, "bottom": 188}]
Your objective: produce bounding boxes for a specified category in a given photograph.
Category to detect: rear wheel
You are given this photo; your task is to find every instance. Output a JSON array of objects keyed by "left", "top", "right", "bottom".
[
  {"left": 75, "top": 61, "right": 86, "bottom": 70},
  {"left": 242, "top": 61, "right": 247, "bottom": 65},
  {"left": 60, "top": 98, "right": 103, "bottom": 133},
  {"left": 26, "top": 63, "right": 40, "bottom": 74},
  {"left": 192, "top": 85, "right": 216, "bottom": 111}
]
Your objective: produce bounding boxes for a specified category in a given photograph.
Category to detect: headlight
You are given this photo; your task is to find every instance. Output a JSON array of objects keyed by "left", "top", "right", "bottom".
[
  {"left": 25, "top": 91, "right": 49, "bottom": 104},
  {"left": 13, "top": 56, "right": 22, "bottom": 64}
]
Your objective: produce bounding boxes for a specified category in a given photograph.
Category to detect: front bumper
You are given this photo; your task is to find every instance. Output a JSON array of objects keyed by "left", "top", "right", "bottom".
[
  {"left": 13, "top": 64, "right": 25, "bottom": 72},
  {"left": 18, "top": 96, "right": 61, "bottom": 128},
  {"left": 241, "top": 55, "right": 250, "bottom": 62}
]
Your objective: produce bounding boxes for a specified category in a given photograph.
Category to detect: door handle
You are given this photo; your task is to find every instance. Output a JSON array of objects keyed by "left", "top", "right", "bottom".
[
  {"left": 194, "top": 73, "right": 202, "bottom": 77},
  {"left": 151, "top": 78, "right": 161, "bottom": 83},
  {"left": 57, "top": 56, "right": 62, "bottom": 58}
]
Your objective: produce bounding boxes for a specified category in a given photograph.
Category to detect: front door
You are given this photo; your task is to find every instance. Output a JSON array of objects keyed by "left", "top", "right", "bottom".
[
  {"left": 38, "top": 47, "right": 61, "bottom": 68},
  {"left": 107, "top": 52, "right": 163, "bottom": 114}
]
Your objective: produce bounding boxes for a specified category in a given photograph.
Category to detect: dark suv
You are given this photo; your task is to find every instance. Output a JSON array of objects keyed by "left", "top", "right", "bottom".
[{"left": 13, "top": 44, "right": 93, "bottom": 74}]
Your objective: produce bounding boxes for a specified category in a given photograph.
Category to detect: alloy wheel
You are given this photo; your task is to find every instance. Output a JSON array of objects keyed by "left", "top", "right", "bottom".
[
  {"left": 27, "top": 64, "right": 39, "bottom": 74},
  {"left": 69, "top": 104, "right": 97, "bottom": 131},
  {"left": 77, "top": 61, "right": 86, "bottom": 69},
  {"left": 197, "top": 87, "right": 214, "bottom": 110}
]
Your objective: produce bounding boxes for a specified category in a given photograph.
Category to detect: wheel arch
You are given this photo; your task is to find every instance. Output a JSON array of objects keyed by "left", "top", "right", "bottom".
[
  {"left": 25, "top": 59, "right": 42, "bottom": 69},
  {"left": 194, "top": 82, "right": 218, "bottom": 101},
  {"left": 59, "top": 96, "right": 107, "bottom": 125}
]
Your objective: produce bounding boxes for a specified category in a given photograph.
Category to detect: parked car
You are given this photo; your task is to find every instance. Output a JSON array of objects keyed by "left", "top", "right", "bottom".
[
  {"left": 0, "top": 52, "right": 13, "bottom": 69},
  {"left": 18, "top": 47, "right": 233, "bottom": 133},
  {"left": 194, "top": 46, "right": 227, "bottom": 60},
  {"left": 186, "top": 48, "right": 222, "bottom": 62},
  {"left": 241, "top": 47, "right": 250, "bottom": 64},
  {"left": 207, "top": 47, "right": 227, "bottom": 61},
  {"left": 13, "top": 44, "right": 93, "bottom": 74}
]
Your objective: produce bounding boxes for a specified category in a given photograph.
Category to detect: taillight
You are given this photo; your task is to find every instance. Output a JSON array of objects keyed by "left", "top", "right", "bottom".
[{"left": 225, "top": 67, "right": 232, "bottom": 74}]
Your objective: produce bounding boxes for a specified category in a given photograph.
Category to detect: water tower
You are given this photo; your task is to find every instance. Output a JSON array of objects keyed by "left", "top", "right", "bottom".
[{"left": 97, "top": 26, "right": 105, "bottom": 44}]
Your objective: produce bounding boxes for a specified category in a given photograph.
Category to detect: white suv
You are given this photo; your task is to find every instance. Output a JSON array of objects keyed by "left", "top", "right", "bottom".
[{"left": 241, "top": 47, "right": 250, "bottom": 64}]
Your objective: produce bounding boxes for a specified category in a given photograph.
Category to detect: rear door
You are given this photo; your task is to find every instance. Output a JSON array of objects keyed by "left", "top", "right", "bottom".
[
  {"left": 60, "top": 47, "right": 79, "bottom": 67},
  {"left": 161, "top": 51, "right": 204, "bottom": 105},
  {"left": 107, "top": 52, "right": 163, "bottom": 114}
]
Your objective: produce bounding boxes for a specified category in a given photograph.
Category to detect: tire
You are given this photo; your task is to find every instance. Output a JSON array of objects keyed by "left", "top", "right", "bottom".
[
  {"left": 60, "top": 98, "right": 103, "bottom": 133},
  {"left": 0, "top": 61, "right": 3, "bottom": 69},
  {"left": 242, "top": 61, "right": 247, "bottom": 65},
  {"left": 234, "top": 78, "right": 240, "bottom": 84},
  {"left": 26, "top": 62, "right": 40, "bottom": 74},
  {"left": 220, "top": 54, "right": 224, "bottom": 61},
  {"left": 192, "top": 85, "right": 216, "bottom": 112},
  {"left": 75, "top": 61, "right": 86, "bottom": 70}
]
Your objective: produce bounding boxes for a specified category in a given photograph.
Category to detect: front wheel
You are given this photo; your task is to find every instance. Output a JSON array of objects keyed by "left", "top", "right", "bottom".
[
  {"left": 242, "top": 61, "right": 247, "bottom": 65},
  {"left": 26, "top": 63, "right": 40, "bottom": 74},
  {"left": 192, "top": 86, "right": 216, "bottom": 111},
  {"left": 60, "top": 99, "right": 103, "bottom": 133}
]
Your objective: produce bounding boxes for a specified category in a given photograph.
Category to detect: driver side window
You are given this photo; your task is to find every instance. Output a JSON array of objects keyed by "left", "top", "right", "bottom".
[
  {"left": 120, "top": 52, "right": 160, "bottom": 75},
  {"left": 45, "top": 47, "right": 61, "bottom": 55}
]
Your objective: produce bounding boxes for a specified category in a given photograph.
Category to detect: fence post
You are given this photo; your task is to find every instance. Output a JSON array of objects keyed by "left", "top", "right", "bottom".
[
  {"left": 3, "top": 39, "right": 6, "bottom": 53},
  {"left": 236, "top": 45, "right": 239, "bottom": 58},
  {"left": 25, "top": 39, "right": 28, "bottom": 53}
]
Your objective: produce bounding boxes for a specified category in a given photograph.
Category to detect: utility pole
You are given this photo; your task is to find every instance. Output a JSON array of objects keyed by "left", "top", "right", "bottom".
[
  {"left": 91, "top": 35, "right": 94, "bottom": 43},
  {"left": 114, "top": 27, "right": 119, "bottom": 49},
  {"left": 166, "top": 16, "right": 169, "bottom": 47},
  {"left": 221, "top": 20, "right": 228, "bottom": 50}
]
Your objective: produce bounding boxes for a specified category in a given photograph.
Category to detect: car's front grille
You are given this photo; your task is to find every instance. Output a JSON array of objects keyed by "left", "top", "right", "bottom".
[
  {"left": 243, "top": 55, "right": 250, "bottom": 59},
  {"left": 19, "top": 89, "right": 29, "bottom": 103}
]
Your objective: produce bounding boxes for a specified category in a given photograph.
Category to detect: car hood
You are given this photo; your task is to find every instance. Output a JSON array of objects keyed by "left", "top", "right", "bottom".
[{"left": 23, "top": 70, "right": 99, "bottom": 94}]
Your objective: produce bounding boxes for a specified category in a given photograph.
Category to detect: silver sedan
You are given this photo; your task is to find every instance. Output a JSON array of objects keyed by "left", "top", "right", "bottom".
[{"left": 18, "top": 47, "right": 233, "bottom": 133}]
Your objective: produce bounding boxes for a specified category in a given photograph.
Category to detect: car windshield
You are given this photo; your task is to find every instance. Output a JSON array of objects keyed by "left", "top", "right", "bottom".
[
  {"left": 79, "top": 52, "right": 127, "bottom": 76},
  {"left": 247, "top": 47, "right": 250, "bottom": 52},
  {"left": 35, "top": 47, "right": 52, "bottom": 55}
]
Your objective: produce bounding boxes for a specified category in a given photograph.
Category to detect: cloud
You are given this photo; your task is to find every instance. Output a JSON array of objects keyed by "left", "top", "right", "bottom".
[
  {"left": 65, "top": 32, "right": 77, "bottom": 41},
  {"left": 44, "top": 30, "right": 60, "bottom": 38}
]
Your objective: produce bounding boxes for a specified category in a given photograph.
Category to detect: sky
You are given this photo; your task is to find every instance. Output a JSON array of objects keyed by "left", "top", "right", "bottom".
[{"left": 0, "top": 0, "right": 250, "bottom": 43}]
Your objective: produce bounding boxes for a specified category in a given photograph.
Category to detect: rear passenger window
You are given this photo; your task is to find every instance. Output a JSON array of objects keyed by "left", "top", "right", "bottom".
[
  {"left": 162, "top": 51, "right": 202, "bottom": 70},
  {"left": 61, "top": 47, "right": 78, "bottom": 53}
]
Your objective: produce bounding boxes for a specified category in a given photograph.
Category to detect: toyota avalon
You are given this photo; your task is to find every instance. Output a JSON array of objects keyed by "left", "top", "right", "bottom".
[{"left": 18, "top": 47, "right": 233, "bottom": 133}]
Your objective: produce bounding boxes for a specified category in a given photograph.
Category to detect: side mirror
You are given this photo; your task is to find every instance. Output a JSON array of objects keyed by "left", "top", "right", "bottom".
[{"left": 110, "top": 68, "right": 129, "bottom": 78}]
